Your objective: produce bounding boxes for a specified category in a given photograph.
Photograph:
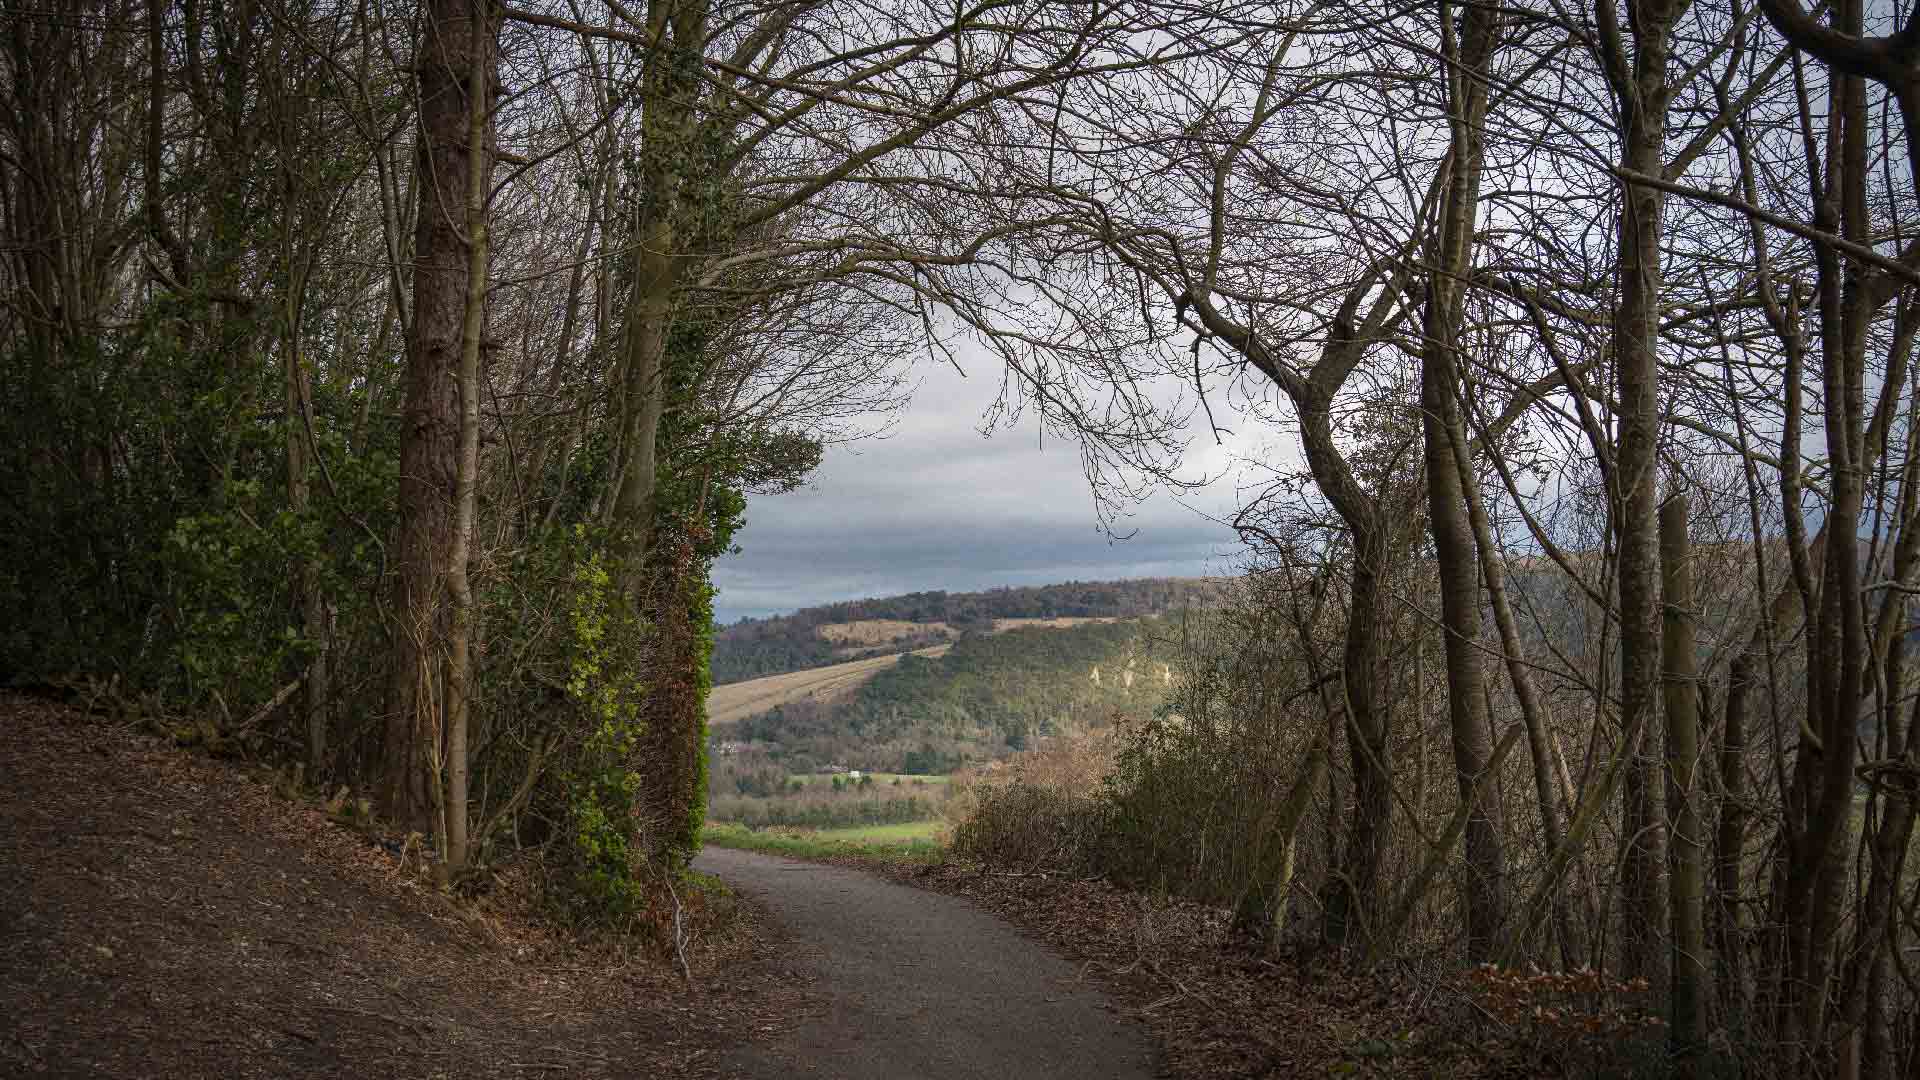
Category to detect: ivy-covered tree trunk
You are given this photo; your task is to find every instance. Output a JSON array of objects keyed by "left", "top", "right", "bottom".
[
  {"left": 600, "top": 0, "right": 712, "bottom": 873},
  {"left": 633, "top": 530, "right": 711, "bottom": 870}
]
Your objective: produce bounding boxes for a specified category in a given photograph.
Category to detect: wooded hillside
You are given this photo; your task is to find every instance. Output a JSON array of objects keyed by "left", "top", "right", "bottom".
[
  {"left": 712, "top": 578, "right": 1228, "bottom": 684},
  {"left": 728, "top": 619, "right": 1171, "bottom": 773}
]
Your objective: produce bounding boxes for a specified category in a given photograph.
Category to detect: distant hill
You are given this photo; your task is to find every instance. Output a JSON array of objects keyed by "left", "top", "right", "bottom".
[
  {"left": 708, "top": 644, "right": 954, "bottom": 728},
  {"left": 711, "top": 577, "right": 1230, "bottom": 685},
  {"left": 725, "top": 618, "right": 1180, "bottom": 773}
]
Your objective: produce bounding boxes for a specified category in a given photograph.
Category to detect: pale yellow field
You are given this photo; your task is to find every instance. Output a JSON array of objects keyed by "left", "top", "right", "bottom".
[
  {"left": 816, "top": 619, "right": 952, "bottom": 646},
  {"left": 708, "top": 644, "right": 952, "bottom": 727},
  {"left": 990, "top": 616, "right": 1118, "bottom": 632}
]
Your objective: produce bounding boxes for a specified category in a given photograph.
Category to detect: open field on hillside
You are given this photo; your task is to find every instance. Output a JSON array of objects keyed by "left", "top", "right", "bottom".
[
  {"left": 708, "top": 644, "right": 952, "bottom": 726},
  {"left": 991, "top": 616, "right": 1119, "bottom": 632},
  {"left": 819, "top": 616, "right": 1118, "bottom": 657},
  {"left": 785, "top": 771, "right": 951, "bottom": 786},
  {"left": 712, "top": 617, "right": 1132, "bottom": 728},
  {"left": 817, "top": 619, "right": 952, "bottom": 645},
  {"left": 703, "top": 820, "right": 948, "bottom": 863}
]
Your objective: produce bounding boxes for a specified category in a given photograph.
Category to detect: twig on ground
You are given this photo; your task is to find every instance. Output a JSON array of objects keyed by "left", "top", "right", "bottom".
[
  {"left": 1396, "top": 956, "right": 1507, "bottom": 1033},
  {"left": 664, "top": 872, "right": 692, "bottom": 983},
  {"left": 1148, "top": 959, "right": 1211, "bottom": 1007}
]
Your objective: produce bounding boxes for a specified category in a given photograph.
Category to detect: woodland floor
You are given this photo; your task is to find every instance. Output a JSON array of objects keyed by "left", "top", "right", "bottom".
[{"left": 0, "top": 692, "right": 802, "bottom": 1080}]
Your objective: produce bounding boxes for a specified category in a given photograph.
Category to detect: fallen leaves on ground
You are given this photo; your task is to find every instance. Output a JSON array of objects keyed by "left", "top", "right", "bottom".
[{"left": 883, "top": 861, "right": 1575, "bottom": 1078}]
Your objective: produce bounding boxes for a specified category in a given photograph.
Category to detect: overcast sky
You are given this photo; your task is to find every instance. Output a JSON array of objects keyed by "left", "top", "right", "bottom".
[{"left": 710, "top": 346, "right": 1263, "bottom": 625}]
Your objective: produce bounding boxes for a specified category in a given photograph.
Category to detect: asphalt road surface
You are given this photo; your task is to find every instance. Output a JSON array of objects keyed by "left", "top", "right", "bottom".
[{"left": 692, "top": 846, "right": 1155, "bottom": 1079}]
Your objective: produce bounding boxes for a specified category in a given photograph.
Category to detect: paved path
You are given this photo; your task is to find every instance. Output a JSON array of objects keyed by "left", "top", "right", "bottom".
[{"left": 692, "top": 846, "right": 1155, "bottom": 1080}]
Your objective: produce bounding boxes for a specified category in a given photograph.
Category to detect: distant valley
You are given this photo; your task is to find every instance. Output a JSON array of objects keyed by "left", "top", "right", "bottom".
[
  {"left": 706, "top": 577, "right": 1229, "bottom": 775},
  {"left": 711, "top": 577, "right": 1231, "bottom": 684}
]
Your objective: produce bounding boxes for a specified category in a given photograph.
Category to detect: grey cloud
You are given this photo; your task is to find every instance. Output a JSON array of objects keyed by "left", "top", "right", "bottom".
[{"left": 711, "top": 350, "right": 1244, "bottom": 624}]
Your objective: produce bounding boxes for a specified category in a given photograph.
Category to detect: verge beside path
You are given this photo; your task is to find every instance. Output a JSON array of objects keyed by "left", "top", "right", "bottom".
[
  {"left": 0, "top": 694, "right": 775, "bottom": 1080},
  {"left": 692, "top": 845, "right": 1156, "bottom": 1080}
]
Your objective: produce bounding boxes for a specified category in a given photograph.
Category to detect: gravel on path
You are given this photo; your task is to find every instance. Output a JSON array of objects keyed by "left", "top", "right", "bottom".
[{"left": 693, "top": 845, "right": 1157, "bottom": 1080}]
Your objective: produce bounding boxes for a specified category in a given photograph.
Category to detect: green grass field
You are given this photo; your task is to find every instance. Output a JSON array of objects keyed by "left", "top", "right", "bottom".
[
  {"left": 783, "top": 772, "right": 951, "bottom": 787},
  {"left": 702, "top": 819, "right": 948, "bottom": 864}
]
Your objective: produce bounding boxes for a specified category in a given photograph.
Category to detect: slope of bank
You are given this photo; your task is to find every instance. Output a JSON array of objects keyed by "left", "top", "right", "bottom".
[{"left": 0, "top": 693, "right": 795, "bottom": 1080}]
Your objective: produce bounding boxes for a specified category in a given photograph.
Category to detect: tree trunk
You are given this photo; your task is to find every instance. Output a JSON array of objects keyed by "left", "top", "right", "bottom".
[
  {"left": 1661, "top": 493, "right": 1708, "bottom": 1056},
  {"left": 606, "top": 0, "right": 703, "bottom": 570},
  {"left": 1798, "top": 8, "right": 1872, "bottom": 1052},
  {"left": 633, "top": 533, "right": 709, "bottom": 869},
  {"left": 1750, "top": 4, "right": 1920, "bottom": 1059},
  {"left": 443, "top": 0, "right": 496, "bottom": 877},
  {"left": 1321, "top": 528, "right": 1392, "bottom": 952},
  {"left": 285, "top": 331, "right": 329, "bottom": 774},
  {"left": 1767, "top": 0, "right": 1868, "bottom": 1049},
  {"left": 1714, "top": 650, "right": 1751, "bottom": 1014},
  {"left": 1415, "top": 640, "right": 1428, "bottom": 812},
  {"left": 1607, "top": 0, "right": 1687, "bottom": 987},
  {"left": 1456, "top": 384, "right": 1587, "bottom": 967},
  {"left": 1420, "top": 0, "right": 1507, "bottom": 964},
  {"left": 609, "top": 278, "right": 670, "bottom": 558},
  {"left": 1843, "top": 378, "right": 1920, "bottom": 1079},
  {"left": 384, "top": 0, "right": 499, "bottom": 853}
]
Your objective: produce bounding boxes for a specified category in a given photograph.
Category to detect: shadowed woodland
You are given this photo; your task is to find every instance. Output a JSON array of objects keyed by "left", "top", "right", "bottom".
[{"left": 6, "top": 0, "right": 1920, "bottom": 1075}]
